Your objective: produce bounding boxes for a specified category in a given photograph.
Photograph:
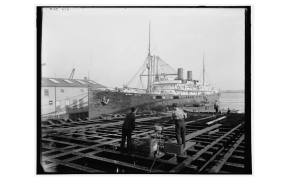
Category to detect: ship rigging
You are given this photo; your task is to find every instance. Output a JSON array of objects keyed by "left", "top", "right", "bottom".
[{"left": 124, "top": 22, "right": 218, "bottom": 96}]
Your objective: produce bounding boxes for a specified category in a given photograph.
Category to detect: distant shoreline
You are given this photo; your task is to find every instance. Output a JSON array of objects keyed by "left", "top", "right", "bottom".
[{"left": 220, "top": 91, "right": 244, "bottom": 93}]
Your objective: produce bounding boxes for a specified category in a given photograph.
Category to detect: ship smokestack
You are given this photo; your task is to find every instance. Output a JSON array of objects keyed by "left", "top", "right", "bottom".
[
  {"left": 187, "top": 71, "right": 192, "bottom": 81},
  {"left": 178, "top": 68, "right": 183, "bottom": 80}
]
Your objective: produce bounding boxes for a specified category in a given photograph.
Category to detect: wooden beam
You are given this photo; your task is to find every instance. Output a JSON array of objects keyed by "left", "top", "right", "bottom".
[
  {"left": 42, "top": 116, "right": 167, "bottom": 134},
  {"left": 80, "top": 154, "right": 165, "bottom": 173},
  {"left": 185, "top": 124, "right": 222, "bottom": 141},
  {"left": 169, "top": 122, "right": 244, "bottom": 173},
  {"left": 224, "top": 162, "right": 244, "bottom": 168},
  {"left": 197, "top": 147, "right": 224, "bottom": 173},
  {"left": 206, "top": 116, "right": 226, "bottom": 125},
  {"left": 208, "top": 134, "right": 245, "bottom": 173}
]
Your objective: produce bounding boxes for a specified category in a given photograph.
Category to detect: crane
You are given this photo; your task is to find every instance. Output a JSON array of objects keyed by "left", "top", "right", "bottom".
[{"left": 69, "top": 68, "right": 75, "bottom": 79}]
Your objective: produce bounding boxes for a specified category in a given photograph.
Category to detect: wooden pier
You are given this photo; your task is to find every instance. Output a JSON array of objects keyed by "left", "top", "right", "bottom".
[{"left": 39, "top": 112, "right": 250, "bottom": 174}]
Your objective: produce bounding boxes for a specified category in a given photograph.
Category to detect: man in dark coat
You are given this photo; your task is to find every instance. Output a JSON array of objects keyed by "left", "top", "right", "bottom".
[{"left": 120, "top": 107, "right": 137, "bottom": 154}]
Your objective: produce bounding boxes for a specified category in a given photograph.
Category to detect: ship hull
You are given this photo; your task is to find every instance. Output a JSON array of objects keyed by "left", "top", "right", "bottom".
[{"left": 88, "top": 89, "right": 221, "bottom": 119}]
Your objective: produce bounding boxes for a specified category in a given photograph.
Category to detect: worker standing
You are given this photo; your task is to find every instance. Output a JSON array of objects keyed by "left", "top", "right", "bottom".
[
  {"left": 120, "top": 107, "right": 137, "bottom": 155},
  {"left": 227, "top": 108, "right": 231, "bottom": 116},
  {"left": 214, "top": 101, "right": 219, "bottom": 115},
  {"left": 172, "top": 103, "right": 187, "bottom": 148}
]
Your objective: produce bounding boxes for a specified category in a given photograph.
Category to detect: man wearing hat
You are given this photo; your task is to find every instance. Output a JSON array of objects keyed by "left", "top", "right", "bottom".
[
  {"left": 120, "top": 107, "right": 137, "bottom": 154},
  {"left": 172, "top": 103, "right": 187, "bottom": 148}
]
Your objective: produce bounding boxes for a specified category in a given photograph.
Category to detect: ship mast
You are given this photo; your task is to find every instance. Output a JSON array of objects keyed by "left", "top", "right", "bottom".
[
  {"left": 148, "top": 21, "right": 151, "bottom": 56},
  {"left": 147, "top": 21, "right": 151, "bottom": 93},
  {"left": 203, "top": 53, "right": 205, "bottom": 86}
]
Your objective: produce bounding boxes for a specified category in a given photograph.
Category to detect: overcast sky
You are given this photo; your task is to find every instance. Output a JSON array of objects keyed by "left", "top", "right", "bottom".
[{"left": 42, "top": 7, "right": 245, "bottom": 90}]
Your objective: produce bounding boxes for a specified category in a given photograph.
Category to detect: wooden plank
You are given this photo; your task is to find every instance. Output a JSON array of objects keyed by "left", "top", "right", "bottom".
[
  {"left": 185, "top": 124, "right": 222, "bottom": 141},
  {"left": 206, "top": 116, "right": 226, "bottom": 125},
  {"left": 169, "top": 122, "right": 222, "bottom": 144},
  {"left": 183, "top": 142, "right": 196, "bottom": 151},
  {"left": 208, "top": 129, "right": 219, "bottom": 135},
  {"left": 230, "top": 155, "right": 244, "bottom": 160},
  {"left": 224, "top": 162, "right": 244, "bottom": 168}
]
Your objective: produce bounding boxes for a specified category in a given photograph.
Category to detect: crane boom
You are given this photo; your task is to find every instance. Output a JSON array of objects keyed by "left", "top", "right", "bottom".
[{"left": 69, "top": 68, "right": 75, "bottom": 79}]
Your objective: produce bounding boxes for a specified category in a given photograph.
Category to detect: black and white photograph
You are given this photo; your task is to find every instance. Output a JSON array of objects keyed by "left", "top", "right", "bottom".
[{"left": 37, "top": 6, "right": 251, "bottom": 174}]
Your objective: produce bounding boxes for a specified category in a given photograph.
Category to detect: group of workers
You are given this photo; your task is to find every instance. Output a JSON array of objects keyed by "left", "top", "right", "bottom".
[
  {"left": 120, "top": 101, "right": 231, "bottom": 155},
  {"left": 120, "top": 103, "right": 187, "bottom": 154},
  {"left": 214, "top": 101, "right": 231, "bottom": 116}
]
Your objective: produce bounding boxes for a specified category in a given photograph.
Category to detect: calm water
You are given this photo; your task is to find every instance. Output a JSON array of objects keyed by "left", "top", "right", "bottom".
[{"left": 219, "top": 93, "right": 244, "bottom": 113}]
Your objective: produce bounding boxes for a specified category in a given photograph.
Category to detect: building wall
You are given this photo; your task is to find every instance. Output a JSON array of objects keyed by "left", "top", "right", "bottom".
[{"left": 41, "top": 86, "right": 88, "bottom": 117}]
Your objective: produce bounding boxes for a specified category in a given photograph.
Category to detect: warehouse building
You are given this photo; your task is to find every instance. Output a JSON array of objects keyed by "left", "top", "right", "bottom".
[{"left": 41, "top": 77, "right": 106, "bottom": 120}]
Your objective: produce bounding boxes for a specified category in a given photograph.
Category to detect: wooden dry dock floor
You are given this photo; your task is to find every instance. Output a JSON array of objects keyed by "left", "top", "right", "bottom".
[{"left": 39, "top": 112, "right": 248, "bottom": 174}]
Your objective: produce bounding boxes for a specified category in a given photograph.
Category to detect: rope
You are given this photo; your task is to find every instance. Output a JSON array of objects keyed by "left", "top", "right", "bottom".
[
  {"left": 205, "top": 70, "right": 212, "bottom": 85},
  {"left": 126, "top": 57, "right": 148, "bottom": 87},
  {"left": 150, "top": 47, "right": 157, "bottom": 54},
  {"left": 94, "top": 28, "right": 148, "bottom": 82},
  {"left": 158, "top": 58, "right": 176, "bottom": 73},
  {"left": 98, "top": 48, "right": 147, "bottom": 80},
  {"left": 151, "top": 29, "right": 159, "bottom": 56}
]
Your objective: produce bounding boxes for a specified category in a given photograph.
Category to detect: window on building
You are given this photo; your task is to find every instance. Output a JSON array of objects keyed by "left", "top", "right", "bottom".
[
  {"left": 63, "top": 79, "right": 73, "bottom": 84},
  {"left": 76, "top": 80, "right": 86, "bottom": 84},
  {"left": 49, "top": 79, "right": 60, "bottom": 83},
  {"left": 61, "top": 89, "right": 64, "bottom": 93},
  {"left": 88, "top": 80, "right": 97, "bottom": 84},
  {"left": 44, "top": 89, "right": 49, "bottom": 97},
  {"left": 65, "top": 100, "right": 69, "bottom": 106}
]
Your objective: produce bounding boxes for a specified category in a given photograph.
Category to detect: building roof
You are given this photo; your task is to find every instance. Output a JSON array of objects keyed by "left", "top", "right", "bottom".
[{"left": 41, "top": 77, "right": 106, "bottom": 88}]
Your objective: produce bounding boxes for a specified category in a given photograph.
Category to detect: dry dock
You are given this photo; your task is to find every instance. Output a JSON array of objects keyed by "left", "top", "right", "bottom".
[{"left": 39, "top": 112, "right": 250, "bottom": 174}]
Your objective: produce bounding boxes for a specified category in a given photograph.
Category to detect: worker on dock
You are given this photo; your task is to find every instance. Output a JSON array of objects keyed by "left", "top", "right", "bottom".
[
  {"left": 120, "top": 107, "right": 137, "bottom": 155},
  {"left": 172, "top": 103, "right": 187, "bottom": 148},
  {"left": 227, "top": 108, "right": 231, "bottom": 116},
  {"left": 214, "top": 101, "right": 219, "bottom": 115}
]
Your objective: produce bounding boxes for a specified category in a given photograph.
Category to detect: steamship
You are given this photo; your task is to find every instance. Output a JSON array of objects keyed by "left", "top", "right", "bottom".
[{"left": 87, "top": 24, "right": 221, "bottom": 119}]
